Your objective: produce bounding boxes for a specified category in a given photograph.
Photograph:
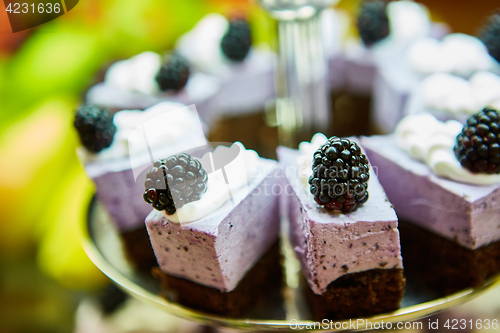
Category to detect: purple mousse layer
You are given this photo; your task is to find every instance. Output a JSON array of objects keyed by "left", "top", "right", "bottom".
[
  {"left": 91, "top": 166, "right": 152, "bottom": 232},
  {"left": 361, "top": 135, "right": 500, "bottom": 250},
  {"left": 145, "top": 159, "right": 281, "bottom": 292},
  {"left": 209, "top": 55, "right": 275, "bottom": 121},
  {"left": 277, "top": 146, "right": 403, "bottom": 295},
  {"left": 404, "top": 87, "right": 469, "bottom": 124}
]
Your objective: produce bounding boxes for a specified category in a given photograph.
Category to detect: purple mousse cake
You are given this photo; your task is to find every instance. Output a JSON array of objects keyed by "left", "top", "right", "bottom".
[
  {"left": 327, "top": 0, "right": 445, "bottom": 136},
  {"left": 75, "top": 102, "right": 208, "bottom": 270},
  {"left": 277, "top": 134, "right": 405, "bottom": 320},
  {"left": 86, "top": 51, "right": 220, "bottom": 119},
  {"left": 142, "top": 143, "right": 282, "bottom": 316},
  {"left": 361, "top": 111, "right": 500, "bottom": 294}
]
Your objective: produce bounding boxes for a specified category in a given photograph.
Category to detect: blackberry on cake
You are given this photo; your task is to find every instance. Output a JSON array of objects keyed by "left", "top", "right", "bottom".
[
  {"left": 221, "top": 19, "right": 252, "bottom": 61},
  {"left": 74, "top": 104, "right": 116, "bottom": 153},
  {"left": 155, "top": 53, "right": 190, "bottom": 92},
  {"left": 98, "top": 283, "right": 128, "bottom": 315},
  {"left": 143, "top": 153, "right": 208, "bottom": 215},
  {"left": 454, "top": 107, "right": 500, "bottom": 174},
  {"left": 145, "top": 144, "right": 282, "bottom": 316},
  {"left": 362, "top": 113, "right": 500, "bottom": 295},
  {"left": 356, "top": 0, "right": 390, "bottom": 46},
  {"left": 309, "top": 137, "right": 370, "bottom": 213},
  {"left": 480, "top": 13, "right": 500, "bottom": 63}
]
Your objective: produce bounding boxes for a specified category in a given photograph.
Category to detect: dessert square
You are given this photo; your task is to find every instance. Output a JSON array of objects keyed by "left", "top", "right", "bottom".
[
  {"left": 362, "top": 116, "right": 500, "bottom": 296},
  {"left": 277, "top": 137, "right": 405, "bottom": 320},
  {"left": 144, "top": 151, "right": 282, "bottom": 316}
]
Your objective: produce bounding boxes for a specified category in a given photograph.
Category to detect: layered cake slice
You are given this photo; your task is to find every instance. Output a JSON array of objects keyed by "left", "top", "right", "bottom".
[
  {"left": 86, "top": 51, "right": 220, "bottom": 118},
  {"left": 277, "top": 134, "right": 405, "bottom": 320},
  {"left": 74, "top": 102, "right": 208, "bottom": 270},
  {"left": 361, "top": 110, "right": 500, "bottom": 294},
  {"left": 175, "top": 13, "right": 274, "bottom": 123},
  {"left": 142, "top": 143, "right": 282, "bottom": 316}
]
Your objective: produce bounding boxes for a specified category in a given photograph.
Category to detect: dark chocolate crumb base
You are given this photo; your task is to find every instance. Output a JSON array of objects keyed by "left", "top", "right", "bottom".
[
  {"left": 120, "top": 226, "right": 158, "bottom": 273},
  {"left": 399, "top": 221, "right": 500, "bottom": 296},
  {"left": 152, "top": 241, "right": 283, "bottom": 317},
  {"left": 305, "top": 269, "right": 405, "bottom": 320}
]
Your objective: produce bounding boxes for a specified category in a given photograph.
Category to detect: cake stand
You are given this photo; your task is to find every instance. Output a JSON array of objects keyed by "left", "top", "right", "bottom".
[{"left": 81, "top": 199, "right": 500, "bottom": 332}]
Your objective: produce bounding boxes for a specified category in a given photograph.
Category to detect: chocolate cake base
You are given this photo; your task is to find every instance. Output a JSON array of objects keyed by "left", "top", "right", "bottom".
[
  {"left": 331, "top": 91, "right": 374, "bottom": 137},
  {"left": 399, "top": 221, "right": 500, "bottom": 296},
  {"left": 305, "top": 269, "right": 405, "bottom": 320},
  {"left": 121, "top": 226, "right": 157, "bottom": 273},
  {"left": 152, "top": 241, "right": 283, "bottom": 317}
]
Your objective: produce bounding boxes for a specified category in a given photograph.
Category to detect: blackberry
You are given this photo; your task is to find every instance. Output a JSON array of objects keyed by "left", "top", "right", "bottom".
[
  {"left": 143, "top": 153, "right": 208, "bottom": 215},
  {"left": 155, "top": 53, "right": 190, "bottom": 92},
  {"left": 309, "top": 137, "right": 370, "bottom": 213},
  {"left": 221, "top": 19, "right": 252, "bottom": 62},
  {"left": 454, "top": 107, "right": 500, "bottom": 174},
  {"left": 479, "top": 13, "right": 500, "bottom": 63},
  {"left": 73, "top": 104, "right": 116, "bottom": 153},
  {"left": 356, "top": 1, "right": 390, "bottom": 47}
]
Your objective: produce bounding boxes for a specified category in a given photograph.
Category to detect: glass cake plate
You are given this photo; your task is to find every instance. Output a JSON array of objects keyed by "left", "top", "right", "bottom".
[{"left": 81, "top": 198, "right": 500, "bottom": 332}]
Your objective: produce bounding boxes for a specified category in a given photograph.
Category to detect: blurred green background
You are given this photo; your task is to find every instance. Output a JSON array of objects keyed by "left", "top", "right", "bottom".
[{"left": 2, "top": 0, "right": 500, "bottom": 332}]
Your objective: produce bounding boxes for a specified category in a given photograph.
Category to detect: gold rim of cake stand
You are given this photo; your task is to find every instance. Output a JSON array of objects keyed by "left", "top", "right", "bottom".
[{"left": 80, "top": 212, "right": 500, "bottom": 332}]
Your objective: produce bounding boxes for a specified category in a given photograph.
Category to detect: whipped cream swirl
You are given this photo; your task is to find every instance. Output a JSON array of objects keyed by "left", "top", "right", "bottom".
[
  {"left": 408, "top": 34, "right": 496, "bottom": 76},
  {"left": 396, "top": 114, "right": 500, "bottom": 185},
  {"left": 166, "top": 142, "right": 260, "bottom": 224},
  {"left": 297, "top": 133, "right": 329, "bottom": 185},
  {"left": 419, "top": 71, "right": 500, "bottom": 115},
  {"left": 83, "top": 102, "right": 206, "bottom": 164}
]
